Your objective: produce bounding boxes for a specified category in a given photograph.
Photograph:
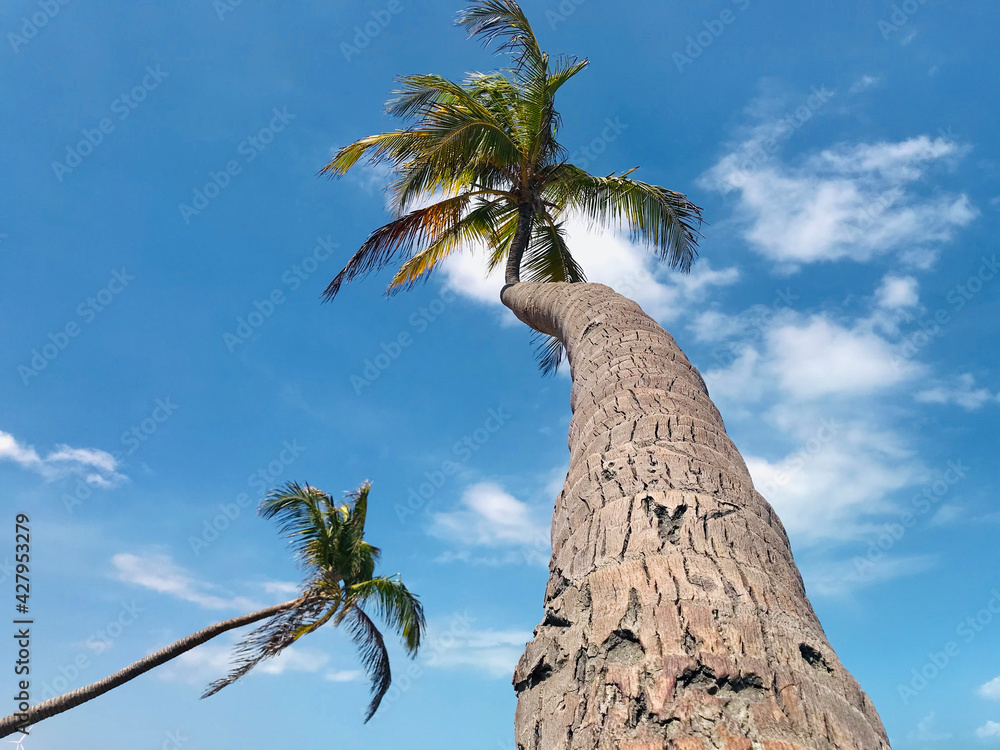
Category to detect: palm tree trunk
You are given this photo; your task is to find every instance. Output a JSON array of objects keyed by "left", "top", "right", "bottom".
[
  {"left": 500, "top": 282, "right": 889, "bottom": 750},
  {"left": 0, "top": 598, "right": 302, "bottom": 738},
  {"left": 505, "top": 202, "right": 536, "bottom": 284}
]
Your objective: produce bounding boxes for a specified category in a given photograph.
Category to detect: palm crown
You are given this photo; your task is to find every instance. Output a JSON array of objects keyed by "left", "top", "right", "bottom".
[
  {"left": 205, "top": 481, "right": 424, "bottom": 722},
  {"left": 319, "top": 0, "right": 704, "bottom": 333}
]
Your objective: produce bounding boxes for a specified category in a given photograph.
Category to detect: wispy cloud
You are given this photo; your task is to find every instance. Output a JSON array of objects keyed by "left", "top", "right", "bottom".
[
  {"left": 906, "top": 712, "right": 952, "bottom": 743},
  {"left": 112, "top": 553, "right": 258, "bottom": 611},
  {"left": 700, "top": 94, "right": 977, "bottom": 271},
  {"left": 423, "top": 626, "right": 531, "bottom": 679},
  {"left": 325, "top": 669, "right": 363, "bottom": 682},
  {"left": 431, "top": 482, "right": 549, "bottom": 565},
  {"left": 980, "top": 677, "right": 1000, "bottom": 701},
  {"left": 0, "top": 428, "right": 127, "bottom": 487},
  {"left": 803, "top": 555, "right": 936, "bottom": 598},
  {"left": 848, "top": 74, "right": 881, "bottom": 94},
  {"left": 916, "top": 373, "right": 998, "bottom": 411},
  {"left": 977, "top": 721, "right": 1000, "bottom": 740}
]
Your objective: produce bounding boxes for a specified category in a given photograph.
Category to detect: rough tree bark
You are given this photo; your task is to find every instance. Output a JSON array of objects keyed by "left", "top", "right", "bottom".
[{"left": 501, "top": 282, "right": 889, "bottom": 750}]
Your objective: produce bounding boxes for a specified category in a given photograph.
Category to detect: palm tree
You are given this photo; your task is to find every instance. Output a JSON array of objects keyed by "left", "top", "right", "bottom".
[
  {"left": 319, "top": 2, "right": 889, "bottom": 749},
  {"left": 0, "top": 482, "right": 423, "bottom": 738}
]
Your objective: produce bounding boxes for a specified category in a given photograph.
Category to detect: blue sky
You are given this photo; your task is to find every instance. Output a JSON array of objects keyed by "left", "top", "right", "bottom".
[{"left": 1, "top": 0, "right": 998, "bottom": 747}]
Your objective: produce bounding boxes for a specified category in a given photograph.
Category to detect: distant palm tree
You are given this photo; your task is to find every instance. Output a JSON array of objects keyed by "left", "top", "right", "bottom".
[
  {"left": 319, "top": 0, "right": 702, "bottom": 371},
  {"left": 320, "top": 3, "right": 890, "bottom": 749},
  {"left": 0, "top": 482, "right": 423, "bottom": 738}
]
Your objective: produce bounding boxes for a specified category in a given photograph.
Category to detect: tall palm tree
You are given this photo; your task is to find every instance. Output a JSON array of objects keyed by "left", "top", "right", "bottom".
[
  {"left": 320, "top": 2, "right": 890, "bottom": 749},
  {"left": 0, "top": 482, "right": 423, "bottom": 739}
]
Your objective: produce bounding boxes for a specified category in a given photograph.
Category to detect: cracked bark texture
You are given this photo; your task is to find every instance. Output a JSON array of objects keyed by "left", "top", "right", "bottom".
[{"left": 501, "top": 282, "right": 889, "bottom": 750}]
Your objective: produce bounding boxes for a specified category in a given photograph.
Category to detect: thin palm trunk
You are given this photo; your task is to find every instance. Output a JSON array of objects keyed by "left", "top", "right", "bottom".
[
  {"left": 501, "top": 281, "right": 889, "bottom": 750},
  {"left": 505, "top": 202, "right": 536, "bottom": 284},
  {"left": 0, "top": 598, "right": 302, "bottom": 739}
]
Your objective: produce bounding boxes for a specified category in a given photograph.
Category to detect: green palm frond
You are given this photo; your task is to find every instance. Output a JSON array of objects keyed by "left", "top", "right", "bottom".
[
  {"left": 320, "top": 0, "right": 705, "bottom": 374},
  {"left": 389, "top": 199, "right": 516, "bottom": 292},
  {"left": 544, "top": 168, "right": 704, "bottom": 271},
  {"left": 522, "top": 216, "right": 584, "bottom": 283},
  {"left": 457, "top": 0, "right": 547, "bottom": 82},
  {"left": 343, "top": 606, "right": 392, "bottom": 722},
  {"left": 201, "top": 592, "right": 328, "bottom": 698},
  {"left": 320, "top": 194, "right": 475, "bottom": 301},
  {"left": 347, "top": 576, "right": 425, "bottom": 656},
  {"left": 259, "top": 482, "right": 334, "bottom": 571}
]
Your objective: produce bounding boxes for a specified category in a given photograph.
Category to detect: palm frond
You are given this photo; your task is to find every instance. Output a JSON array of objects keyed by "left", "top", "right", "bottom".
[
  {"left": 347, "top": 576, "right": 425, "bottom": 656},
  {"left": 201, "top": 593, "right": 329, "bottom": 698},
  {"left": 531, "top": 332, "right": 565, "bottom": 376},
  {"left": 258, "top": 482, "right": 334, "bottom": 571},
  {"left": 321, "top": 194, "right": 473, "bottom": 301},
  {"left": 522, "top": 215, "right": 584, "bottom": 283},
  {"left": 343, "top": 606, "right": 392, "bottom": 722},
  {"left": 457, "top": 0, "right": 547, "bottom": 83},
  {"left": 544, "top": 167, "right": 704, "bottom": 271},
  {"left": 388, "top": 198, "right": 516, "bottom": 292}
]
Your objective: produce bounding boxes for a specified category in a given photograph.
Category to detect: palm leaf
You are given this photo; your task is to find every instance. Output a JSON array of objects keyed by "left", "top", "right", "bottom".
[
  {"left": 201, "top": 593, "right": 329, "bottom": 698},
  {"left": 347, "top": 576, "right": 425, "bottom": 655},
  {"left": 343, "top": 606, "right": 392, "bottom": 722}
]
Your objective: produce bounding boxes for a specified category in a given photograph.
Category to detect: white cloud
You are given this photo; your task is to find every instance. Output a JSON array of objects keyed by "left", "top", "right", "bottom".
[
  {"left": 848, "top": 75, "right": 881, "bottom": 94},
  {"left": 977, "top": 721, "right": 1000, "bottom": 740},
  {"left": 257, "top": 646, "right": 328, "bottom": 675},
  {"left": 916, "top": 374, "right": 998, "bottom": 411},
  {"left": 764, "top": 316, "right": 917, "bottom": 399},
  {"left": 431, "top": 482, "right": 549, "bottom": 565},
  {"left": 259, "top": 581, "right": 301, "bottom": 597},
  {"left": 701, "top": 121, "right": 976, "bottom": 269},
  {"left": 876, "top": 274, "right": 919, "bottom": 309},
  {"left": 699, "top": 279, "right": 930, "bottom": 543},
  {"left": 803, "top": 555, "right": 935, "bottom": 598},
  {"left": 112, "top": 553, "right": 258, "bottom": 611},
  {"left": 906, "top": 712, "right": 951, "bottom": 742},
  {"left": 325, "top": 669, "right": 363, "bottom": 682},
  {"left": 0, "top": 429, "right": 127, "bottom": 487},
  {"left": 744, "top": 415, "right": 919, "bottom": 543},
  {"left": 424, "top": 626, "right": 531, "bottom": 679},
  {"left": 929, "top": 504, "right": 963, "bottom": 527},
  {"left": 980, "top": 677, "right": 1000, "bottom": 701},
  {"left": 440, "top": 216, "right": 739, "bottom": 324}
]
